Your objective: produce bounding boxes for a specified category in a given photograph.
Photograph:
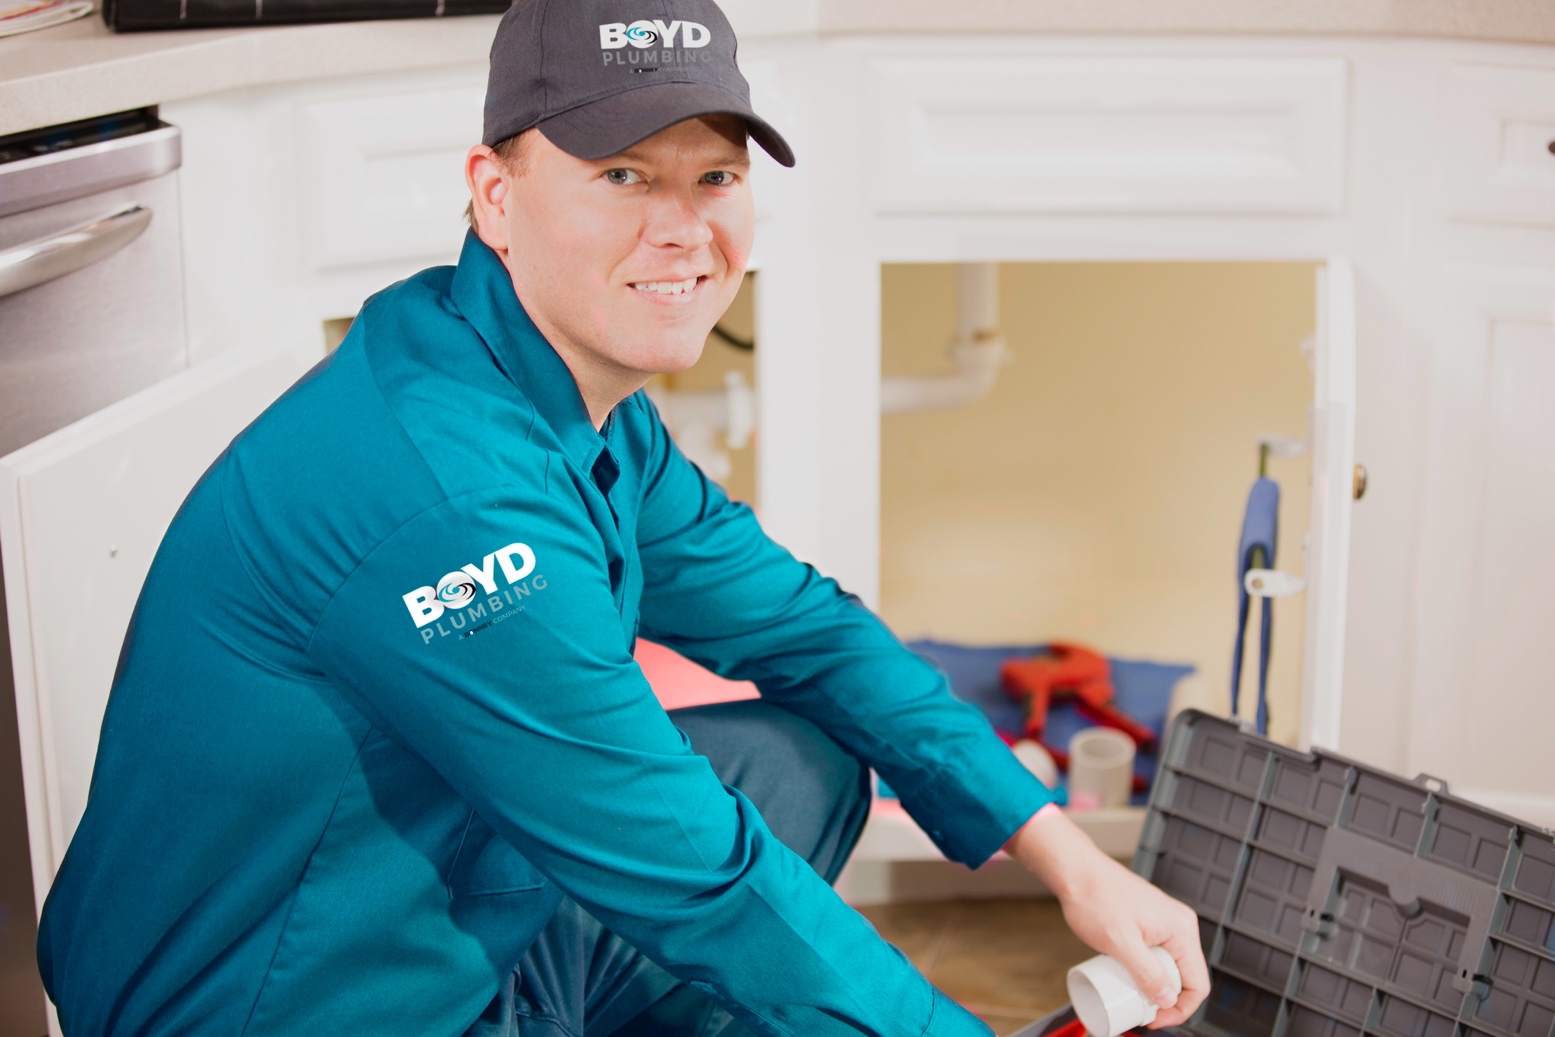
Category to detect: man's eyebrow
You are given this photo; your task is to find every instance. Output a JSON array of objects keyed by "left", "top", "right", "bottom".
[{"left": 607, "top": 146, "right": 752, "bottom": 167}]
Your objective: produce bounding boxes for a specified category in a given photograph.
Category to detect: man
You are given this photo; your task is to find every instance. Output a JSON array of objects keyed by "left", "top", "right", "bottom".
[{"left": 38, "top": 0, "right": 1210, "bottom": 1034}]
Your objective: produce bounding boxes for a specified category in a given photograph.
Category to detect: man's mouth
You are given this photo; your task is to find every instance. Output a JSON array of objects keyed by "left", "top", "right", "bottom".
[{"left": 629, "top": 276, "right": 704, "bottom": 296}]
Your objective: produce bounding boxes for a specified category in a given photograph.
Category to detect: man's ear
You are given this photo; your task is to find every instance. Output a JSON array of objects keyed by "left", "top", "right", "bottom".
[{"left": 465, "top": 144, "right": 512, "bottom": 252}]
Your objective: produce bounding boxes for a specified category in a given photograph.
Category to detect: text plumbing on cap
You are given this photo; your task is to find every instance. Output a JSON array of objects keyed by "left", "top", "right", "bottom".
[{"left": 481, "top": 0, "right": 796, "bottom": 167}]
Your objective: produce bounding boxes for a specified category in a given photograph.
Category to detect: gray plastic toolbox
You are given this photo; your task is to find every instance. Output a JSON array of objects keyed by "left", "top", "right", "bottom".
[{"left": 1013, "top": 709, "right": 1555, "bottom": 1037}]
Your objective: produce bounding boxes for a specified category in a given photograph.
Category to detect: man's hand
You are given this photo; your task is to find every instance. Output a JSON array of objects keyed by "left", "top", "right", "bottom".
[{"left": 1004, "top": 804, "right": 1210, "bottom": 1029}]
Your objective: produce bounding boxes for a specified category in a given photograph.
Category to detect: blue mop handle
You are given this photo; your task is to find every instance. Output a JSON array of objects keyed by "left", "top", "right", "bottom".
[{"left": 1232, "top": 477, "right": 1279, "bottom": 736}]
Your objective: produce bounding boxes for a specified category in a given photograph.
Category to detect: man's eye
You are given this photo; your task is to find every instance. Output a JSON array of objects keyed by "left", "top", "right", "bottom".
[
  {"left": 702, "top": 170, "right": 736, "bottom": 186},
  {"left": 604, "top": 169, "right": 642, "bottom": 185}
]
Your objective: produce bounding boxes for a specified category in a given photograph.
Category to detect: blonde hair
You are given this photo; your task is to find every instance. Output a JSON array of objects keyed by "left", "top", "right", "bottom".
[{"left": 464, "top": 131, "right": 534, "bottom": 231}]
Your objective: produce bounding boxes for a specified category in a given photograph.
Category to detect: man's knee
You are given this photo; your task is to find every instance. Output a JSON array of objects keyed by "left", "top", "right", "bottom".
[{"left": 669, "top": 701, "right": 869, "bottom": 881}]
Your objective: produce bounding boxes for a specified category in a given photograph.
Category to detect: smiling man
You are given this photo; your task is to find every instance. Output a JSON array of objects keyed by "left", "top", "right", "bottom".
[{"left": 37, "top": 1, "right": 1209, "bottom": 1035}]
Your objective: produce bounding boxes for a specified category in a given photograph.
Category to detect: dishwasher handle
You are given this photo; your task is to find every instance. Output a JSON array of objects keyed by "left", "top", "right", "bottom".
[{"left": 0, "top": 204, "right": 152, "bottom": 300}]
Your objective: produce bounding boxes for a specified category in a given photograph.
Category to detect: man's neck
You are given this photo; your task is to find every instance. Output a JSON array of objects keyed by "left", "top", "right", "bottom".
[
  {"left": 556, "top": 348, "right": 646, "bottom": 431},
  {"left": 502, "top": 272, "right": 645, "bottom": 431},
  {"left": 525, "top": 310, "right": 645, "bottom": 432}
]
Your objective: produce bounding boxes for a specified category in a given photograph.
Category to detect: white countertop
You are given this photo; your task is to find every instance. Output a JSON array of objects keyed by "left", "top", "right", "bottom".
[
  {"left": 0, "top": 14, "right": 502, "bottom": 137},
  {"left": 4, "top": 0, "right": 1555, "bottom": 137}
]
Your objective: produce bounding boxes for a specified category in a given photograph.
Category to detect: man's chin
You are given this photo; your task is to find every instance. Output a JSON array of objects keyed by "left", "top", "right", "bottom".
[{"left": 637, "top": 338, "right": 708, "bottom": 377}]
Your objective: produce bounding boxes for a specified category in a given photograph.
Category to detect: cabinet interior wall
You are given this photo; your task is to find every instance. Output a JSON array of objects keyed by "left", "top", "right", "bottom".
[{"left": 879, "top": 261, "right": 1317, "bottom": 746}]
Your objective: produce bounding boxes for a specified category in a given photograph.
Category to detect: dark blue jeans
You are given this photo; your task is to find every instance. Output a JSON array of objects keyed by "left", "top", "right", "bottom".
[{"left": 481, "top": 700, "right": 872, "bottom": 1037}]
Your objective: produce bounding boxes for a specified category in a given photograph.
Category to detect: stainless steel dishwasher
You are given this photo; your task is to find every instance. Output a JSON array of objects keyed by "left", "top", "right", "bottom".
[{"left": 0, "top": 107, "right": 188, "bottom": 1037}]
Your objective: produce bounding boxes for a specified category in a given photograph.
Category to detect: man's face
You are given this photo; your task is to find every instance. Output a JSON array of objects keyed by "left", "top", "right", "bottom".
[{"left": 467, "top": 115, "right": 754, "bottom": 395}]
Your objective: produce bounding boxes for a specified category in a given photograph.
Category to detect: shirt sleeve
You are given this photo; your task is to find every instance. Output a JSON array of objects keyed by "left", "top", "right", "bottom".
[
  {"left": 305, "top": 483, "right": 990, "bottom": 1037},
  {"left": 633, "top": 404, "right": 1055, "bottom": 870}
]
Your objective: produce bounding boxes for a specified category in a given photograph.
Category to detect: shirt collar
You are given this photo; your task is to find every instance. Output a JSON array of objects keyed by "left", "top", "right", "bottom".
[{"left": 450, "top": 229, "right": 607, "bottom": 473}]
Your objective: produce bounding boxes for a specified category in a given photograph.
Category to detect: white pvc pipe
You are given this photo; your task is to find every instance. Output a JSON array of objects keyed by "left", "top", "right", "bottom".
[
  {"left": 878, "top": 336, "right": 1007, "bottom": 413},
  {"left": 881, "top": 262, "right": 1009, "bottom": 414},
  {"left": 958, "top": 261, "right": 1000, "bottom": 344},
  {"left": 656, "top": 262, "right": 1009, "bottom": 460}
]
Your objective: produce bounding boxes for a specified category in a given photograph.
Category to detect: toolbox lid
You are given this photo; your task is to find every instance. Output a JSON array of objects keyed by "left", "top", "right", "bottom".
[{"left": 1114, "top": 709, "right": 1555, "bottom": 1037}]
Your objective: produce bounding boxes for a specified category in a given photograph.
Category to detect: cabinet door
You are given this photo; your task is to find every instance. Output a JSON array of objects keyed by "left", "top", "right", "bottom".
[
  {"left": 1409, "top": 267, "right": 1555, "bottom": 828},
  {"left": 1301, "top": 258, "right": 1357, "bottom": 753},
  {"left": 0, "top": 345, "right": 319, "bottom": 915}
]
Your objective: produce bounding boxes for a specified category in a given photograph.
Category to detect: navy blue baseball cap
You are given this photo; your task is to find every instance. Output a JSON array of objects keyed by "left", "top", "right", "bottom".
[{"left": 483, "top": 0, "right": 795, "bottom": 167}]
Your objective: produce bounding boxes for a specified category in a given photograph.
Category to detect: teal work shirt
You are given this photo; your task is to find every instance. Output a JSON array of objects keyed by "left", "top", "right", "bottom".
[{"left": 38, "top": 232, "right": 1054, "bottom": 1037}]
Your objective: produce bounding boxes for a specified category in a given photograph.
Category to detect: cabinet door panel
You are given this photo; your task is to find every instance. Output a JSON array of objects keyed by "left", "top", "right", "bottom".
[
  {"left": 1444, "top": 64, "right": 1555, "bottom": 229},
  {"left": 864, "top": 54, "right": 1347, "bottom": 216},
  {"left": 0, "top": 345, "right": 319, "bottom": 913},
  {"left": 1410, "top": 266, "right": 1555, "bottom": 827},
  {"left": 299, "top": 82, "right": 484, "bottom": 269}
]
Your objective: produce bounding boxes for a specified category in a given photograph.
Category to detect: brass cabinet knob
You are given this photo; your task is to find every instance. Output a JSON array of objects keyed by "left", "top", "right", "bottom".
[{"left": 1353, "top": 464, "right": 1368, "bottom": 500}]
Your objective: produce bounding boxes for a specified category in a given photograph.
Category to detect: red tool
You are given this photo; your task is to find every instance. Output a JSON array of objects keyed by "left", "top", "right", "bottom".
[
  {"left": 1045, "top": 1019, "right": 1089, "bottom": 1037},
  {"left": 1042, "top": 1019, "right": 1155, "bottom": 1037},
  {"left": 1000, "top": 642, "right": 1158, "bottom": 753}
]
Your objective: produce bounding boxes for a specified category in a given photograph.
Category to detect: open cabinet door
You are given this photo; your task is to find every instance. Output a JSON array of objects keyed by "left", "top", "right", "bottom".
[
  {"left": 1299, "top": 258, "right": 1357, "bottom": 752},
  {"left": 0, "top": 345, "right": 319, "bottom": 928},
  {"left": 1407, "top": 266, "right": 1555, "bottom": 828}
]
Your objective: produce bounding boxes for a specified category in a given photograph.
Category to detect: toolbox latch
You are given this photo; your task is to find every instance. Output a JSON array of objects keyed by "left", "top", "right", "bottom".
[{"left": 1300, "top": 906, "right": 1335, "bottom": 938}]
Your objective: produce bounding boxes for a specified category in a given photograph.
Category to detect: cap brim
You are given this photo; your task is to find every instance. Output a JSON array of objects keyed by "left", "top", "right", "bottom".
[{"left": 536, "top": 81, "right": 795, "bottom": 168}]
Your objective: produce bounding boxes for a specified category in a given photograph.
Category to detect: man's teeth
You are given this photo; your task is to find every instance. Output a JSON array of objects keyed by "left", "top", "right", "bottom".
[{"left": 631, "top": 277, "right": 699, "bottom": 295}]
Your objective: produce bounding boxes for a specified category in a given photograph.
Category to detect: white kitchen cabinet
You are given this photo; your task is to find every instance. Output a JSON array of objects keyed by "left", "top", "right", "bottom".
[{"left": 742, "top": 35, "right": 1555, "bottom": 900}]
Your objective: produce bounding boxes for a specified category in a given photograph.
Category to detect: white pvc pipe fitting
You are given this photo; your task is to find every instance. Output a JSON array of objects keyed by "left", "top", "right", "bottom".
[
  {"left": 1067, "top": 947, "right": 1182, "bottom": 1037},
  {"left": 1067, "top": 728, "right": 1136, "bottom": 810}
]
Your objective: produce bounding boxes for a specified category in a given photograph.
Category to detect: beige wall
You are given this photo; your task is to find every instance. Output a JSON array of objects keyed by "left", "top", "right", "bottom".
[{"left": 880, "top": 262, "right": 1317, "bottom": 746}]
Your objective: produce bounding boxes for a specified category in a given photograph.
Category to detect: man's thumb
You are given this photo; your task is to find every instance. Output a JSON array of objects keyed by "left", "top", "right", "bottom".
[{"left": 1113, "top": 943, "right": 1179, "bottom": 1008}]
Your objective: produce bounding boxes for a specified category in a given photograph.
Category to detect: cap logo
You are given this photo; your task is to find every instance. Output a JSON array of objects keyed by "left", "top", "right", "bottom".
[{"left": 599, "top": 19, "right": 710, "bottom": 50}]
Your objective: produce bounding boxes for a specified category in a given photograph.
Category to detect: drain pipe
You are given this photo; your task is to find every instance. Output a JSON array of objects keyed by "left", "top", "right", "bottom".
[
  {"left": 881, "top": 262, "right": 1010, "bottom": 414},
  {"left": 652, "top": 263, "right": 1009, "bottom": 475}
]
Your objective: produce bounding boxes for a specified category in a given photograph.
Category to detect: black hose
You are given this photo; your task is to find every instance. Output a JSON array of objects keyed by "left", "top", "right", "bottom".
[{"left": 711, "top": 323, "right": 754, "bottom": 351}]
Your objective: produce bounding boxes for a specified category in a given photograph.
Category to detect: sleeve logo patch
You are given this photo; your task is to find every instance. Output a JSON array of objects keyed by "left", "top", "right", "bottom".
[{"left": 402, "top": 542, "right": 548, "bottom": 644}]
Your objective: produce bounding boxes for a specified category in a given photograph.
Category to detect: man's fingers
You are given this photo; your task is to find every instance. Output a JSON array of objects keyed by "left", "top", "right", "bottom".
[
  {"left": 1109, "top": 938, "right": 1175, "bottom": 1010},
  {"left": 1158, "top": 917, "right": 1211, "bottom": 1022},
  {"left": 1166, "top": 926, "right": 1210, "bottom": 1002},
  {"left": 1150, "top": 1003, "right": 1195, "bottom": 1030}
]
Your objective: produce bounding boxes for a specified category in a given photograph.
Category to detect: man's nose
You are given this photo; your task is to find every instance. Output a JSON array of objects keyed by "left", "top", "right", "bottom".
[{"left": 643, "top": 186, "right": 714, "bottom": 250}]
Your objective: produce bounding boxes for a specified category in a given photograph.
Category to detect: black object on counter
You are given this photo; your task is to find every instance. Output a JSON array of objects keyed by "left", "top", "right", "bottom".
[
  {"left": 102, "top": 0, "right": 507, "bottom": 32},
  {"left": 1012, "top": 709, "right": 1555, "bottom": 1037}
]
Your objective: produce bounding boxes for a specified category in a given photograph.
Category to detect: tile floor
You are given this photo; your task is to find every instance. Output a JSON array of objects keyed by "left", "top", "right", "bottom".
[{"left": 857, "top": 898, "right": 1091, "bottom": 1036}]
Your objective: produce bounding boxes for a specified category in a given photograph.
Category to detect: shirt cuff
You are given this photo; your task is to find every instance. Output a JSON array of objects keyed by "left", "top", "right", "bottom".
[{"left": 897, "top": 728, "right": 1057, "bottom": 868}]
